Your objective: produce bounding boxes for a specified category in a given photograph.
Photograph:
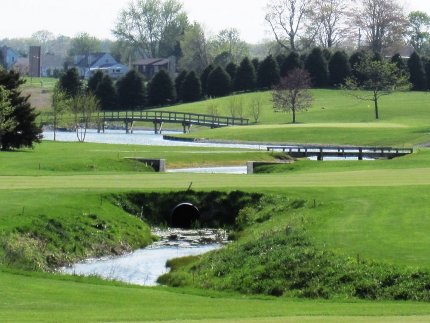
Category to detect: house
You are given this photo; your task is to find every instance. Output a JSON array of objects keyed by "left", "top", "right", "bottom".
[
  {"left": 72, "top": 53, "right": 129, "bottom": 80},
  {"left": 41, "top": 52, "right": 64, "bottom": 77},
  {"left": 0, "top": 46, "right": 20, "bottom": 70},
  {"left": 132, "top": 56, "right": 176, "bottom": 80}
]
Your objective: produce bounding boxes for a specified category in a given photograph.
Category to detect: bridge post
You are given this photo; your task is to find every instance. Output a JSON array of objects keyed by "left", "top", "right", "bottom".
[
  {"left": 182, "top": 122, "right": 191, "bottom": 133},
  {"left": 358, "top": 148, "right": 363, "bottom": 160},
  {"left": 125, "top": 121, "right": 129, "bottom": 134},
  {"left": 317, "top": 149, "right": 323, "bottom": 161}
]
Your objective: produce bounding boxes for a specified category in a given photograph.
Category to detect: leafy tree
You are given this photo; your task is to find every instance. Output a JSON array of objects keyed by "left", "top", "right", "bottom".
[
  {"left": 265, "top": 0, "right": 313, "bottom": 51},
  {"left": 51, "top": 84, "right": 70, "bottom": 141},
  {"left": 235, "top": 57, "right": 256, "bottom": 92},
  {"left": 351, "top": 0, "right": 408, "bottom": 54},
  {"left": 88, "top": 71, "right": 104, "bottom": 94},
  {"left": 148, "top": 69, "right": 176, "bottom": 106},
  {"left": 59, "top": 68, "right": 82, "bottom": 98},
  {"left": 408, "top": 11, "right": 430, "bottom": 54},
  {"left": 70, "top": 92, "right": 100, "bottom": 142},
  {"left": 95, "top": 75, "right": 117, "bottom": 111},
  {"left": 280, "top": 52, "right": 302, "bottom": 77},
  {"left": 200, "top": 64, "right": 214, "bottom": 96},
  {"left": 0, "top": 70, "right": 42, "bottom": 150},
  {"left": 181, "top": 71, "right": 202, "bottom": 103},
  {"left": 68, "top": 32, "right": 101, "bottom": 57},
  {"left": 305, "top": 47, "right": 329, "bottom": 87},
  {"left": 207, "top": 66, "right": 231, "bottom": 98},
  {"left": 179, "top": 22, "right": 210, "bottom": 74},
  {"left": 272, "top": 68, "right": 313, "bottom": 123},
  {"left": 407, "top": 52, "right": 427, "bottom": 91},
  {"left": 113, "top": 0, "right": 188, "bottom": 58},
  {"left": 257, "top": 55, "right": 280, "bottom": 89},
  {"left": 344, "top": 57, "right": 409, "bottom": 119},
  {"left": 116, "top": 70, "right": 145, "bottom": 110},
  {"left": 209, "top": 28, "right": 249, "bottom": 65},
  {"left": 329, "top": 50, "right": 351, "bottom": 86},
  {"left": 175, "top": 70, "right": 187, "bottom": 102},
  {"left": 225, "top": 62, "right": 238, "bottom": 84}
]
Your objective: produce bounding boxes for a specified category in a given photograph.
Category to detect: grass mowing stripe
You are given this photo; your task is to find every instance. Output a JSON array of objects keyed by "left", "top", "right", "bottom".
[{"left": 2, "top": 168, "right": 430, "bottom": 190}]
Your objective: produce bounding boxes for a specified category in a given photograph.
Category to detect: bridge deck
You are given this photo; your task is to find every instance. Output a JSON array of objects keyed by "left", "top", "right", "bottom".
[{"left": 267, "top": 145, "right": 413, "bottom": 160}]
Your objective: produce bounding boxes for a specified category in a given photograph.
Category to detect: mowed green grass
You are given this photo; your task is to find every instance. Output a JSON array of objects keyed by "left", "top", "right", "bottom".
[
  {"left": 154, "top": 90, "right": 430, "bottom": 146},
  {"left": 1, "top": 270, "right": 430, "bottom": 322}
]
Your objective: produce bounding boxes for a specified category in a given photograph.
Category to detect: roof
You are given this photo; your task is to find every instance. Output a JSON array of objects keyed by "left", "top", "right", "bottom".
[
  {"left": 133, "top": 58, "right": 170, "bottom": 66},
  {"left": 75, "top": 53, "right": 107, "bottom": 67}
]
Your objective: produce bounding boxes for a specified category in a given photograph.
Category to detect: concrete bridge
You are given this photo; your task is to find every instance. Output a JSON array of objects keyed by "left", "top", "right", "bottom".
[{"left": 96, "top": 110, "right": 249, "bottom": 134}]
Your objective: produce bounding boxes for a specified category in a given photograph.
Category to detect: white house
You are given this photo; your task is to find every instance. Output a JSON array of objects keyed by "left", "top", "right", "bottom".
[{"left": 73, "top": 53, "right": 129, "bottom": 79}]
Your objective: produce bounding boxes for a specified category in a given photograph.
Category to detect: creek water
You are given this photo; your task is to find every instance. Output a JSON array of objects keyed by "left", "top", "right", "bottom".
[{"left": 60, "top": 228, "right": 226, "bottom": 286}]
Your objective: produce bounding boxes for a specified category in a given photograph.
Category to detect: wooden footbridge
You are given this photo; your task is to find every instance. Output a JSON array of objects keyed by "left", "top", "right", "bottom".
[
  {"left": 266, "top": 145, "right": 413, "bottom": 160},
  {"left": 96, "top": 110, "right": 249, "bottom": 134}
]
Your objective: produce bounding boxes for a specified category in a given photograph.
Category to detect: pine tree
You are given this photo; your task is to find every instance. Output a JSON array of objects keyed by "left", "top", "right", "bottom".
[
  {"left": 235, "top": 57, "right": 256, "bottom": 92},
  {"left": 95, "top": 75, "right": 117, "bottom": 111},
  {"left": 116, "top": 70, "right": 145, "bottom": 110},
  {"left": 59, "top": 68, "right": 82, "bottom": 98},
  {"left": 182, "top": 71, "right": 202, "bottom": 103},
  {"left": 0, "top": 70, "right": 42, "bottom": 150},
  {"left": 407, "top": 52, "right": 427, "bottom": 91},
  {"left": 391, "top": 53, "right": 407, "bottom": 74},
  {"left": 423, "top": 58, "right": 430, "bottom": 90},
  {"left": 207, "top": 66, "right": 231, "bottom": 97},
  {"left": 88, "top": 70, "right": 104, "bottom": 93},
  {"left": 251, "top": 58, "right": 260, "bottom": 73},
  {"left": 280, "top": 52, "right": 301, "bottom": 77},
  {"left": 349, "top": 50, "right": 368, "bottom": 83},
  {"left": 200, "top": 64, "right": 214, "bottom": 96},
  {"left": 257, "top": 55, "right": 280, "bottom": 89},
  {"left": 175, "top": 70, "right": 187, "bottom": 102},
  {"left": 305, "top": 47, "right": 329, "bottom": 88},
  {"left": 225, "top": 62, "right": 238, "bottom": 85},
  {"left": 148, "top": 69, "right": 176, "bottom": 106},
  {"left": 329, "top": 51, "right": 351, "bottom": 87}
]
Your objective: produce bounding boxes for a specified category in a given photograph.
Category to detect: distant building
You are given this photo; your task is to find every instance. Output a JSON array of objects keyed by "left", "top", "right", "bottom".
[
  {"left": 0, "top": 46, "right": 20, "bottom": 70},
  {"left": 132, "top": 56, "right": 176, "bottom": 80},
  {"left": 41, "top": 52, "right": 64, "bottom": 77},
  {"left": 72, "top": 53, "right": 128, "bottom": 80},
  {"left": 29, "top": 46, "right": 41, "bottom": 77}
]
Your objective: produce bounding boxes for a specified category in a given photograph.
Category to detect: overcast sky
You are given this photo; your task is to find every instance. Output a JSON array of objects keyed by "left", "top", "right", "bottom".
[{"left": 1, "top": 0, "right": 430, "bottom": 44}]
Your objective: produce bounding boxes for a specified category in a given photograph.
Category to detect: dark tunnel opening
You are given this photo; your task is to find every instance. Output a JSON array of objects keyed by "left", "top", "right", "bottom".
[{"left": 171, "top": 203, "right": 200, "bottom": 228}]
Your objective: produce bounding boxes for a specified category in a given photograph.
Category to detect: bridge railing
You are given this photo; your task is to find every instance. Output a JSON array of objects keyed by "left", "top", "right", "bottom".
[{"left": 97, "top": 110, "right": 249, "bottom": 127}]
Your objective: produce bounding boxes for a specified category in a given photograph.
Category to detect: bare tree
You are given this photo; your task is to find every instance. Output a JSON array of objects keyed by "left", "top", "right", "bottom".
[
  {"left": 308, "top": 0, "right": 349, "bottom": 48},
  {"left": 265, "top": 0, "right": 313, "bottom": 51},
  {"left": 51, "top": 84, "right": 70, "bottom": 141},
  {"left": 248, "top": 94, "right": 264, "bottom": 123},
  {"left": 272, "top": 68, "right": 313, "bottom": 123},
  {"left": 350, "top": 0, "right": 408, "bottom": 54},
  {"left": 70, "top": 93, "right": 100, "bottom": 142}
]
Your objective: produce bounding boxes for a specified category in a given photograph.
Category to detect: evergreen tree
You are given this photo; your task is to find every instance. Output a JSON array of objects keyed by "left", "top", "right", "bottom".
[
  {"left": 174, "top": 70, "right": 187, "bottom": 102},
  {"left": 305, "top": 47, "right": 329, "bottom": 88},
  {"left": 87, "top": 70, "right": 104, "bottom": 93},
  {"left": 182, "top": 71, "right": 202, "bottom": 103},
  {"left": 280, "top": 52, "right": 302, "bottom": 77},
  {"left": 116, "top": 70, "right": 145, "bottom": 110},
  {"left": 407, "top": 52, "right": 427, "bottom": 91},
  {"left": 329, "top": 51, "right": 351, "bottom": 87},
  {"left": 207, "top": 66, "right": 231, "bottom": 97},
  {"left": 322, "top": 48, "right": 332, "bottom": 62},
  {"left": 276, "top": 54, "right": 287, "bottom": 70},
  {"left": 257, "top": 55, "right": 280, "bottom": 89},
  {"left": 200, "top": 64, "right": 214, "bottom": 96},
  {"left": 349, "top": 50, "right": 368, "bottom": 83},
  {"left": 0, "top": 70, "right": 42, "bottom": 150},
  {"left": 148, "top": 69, "right": 176, "bottom": 106},
  {"left": 59, "top": 68, "right": 82, "bottom": 98},
  {"left": 225, "top": 62, "right": 238, "bottom": 84},
  {"left": 95, "top": 75, "right": 117, "bottom": 111},
  {"left": 235, "top": 57, "right": 256, "bottom": 92},
  {"left": 251, "top": 58, "right": 260, "bottom": 73},
  {"left": 423, "top": 58, "right": 430, "bottom": 90},
  {"left": 391, "top": 53, "right": 407, "bottom": 74}
]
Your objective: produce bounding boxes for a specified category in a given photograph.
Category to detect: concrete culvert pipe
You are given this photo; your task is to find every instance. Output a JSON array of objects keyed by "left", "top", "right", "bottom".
[{"left": 171, "top": 203, "right": 200, "bottom": 228}]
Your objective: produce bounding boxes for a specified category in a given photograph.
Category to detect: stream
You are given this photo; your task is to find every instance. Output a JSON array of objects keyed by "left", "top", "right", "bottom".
[{"left": 60, "top": 228, "right": 227, "bottom": 286}]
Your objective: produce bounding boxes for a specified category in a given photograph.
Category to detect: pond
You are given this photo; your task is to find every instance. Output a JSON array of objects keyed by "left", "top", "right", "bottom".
[{"left": 60, "top": 228, "right": 226, "bottom": 286}]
